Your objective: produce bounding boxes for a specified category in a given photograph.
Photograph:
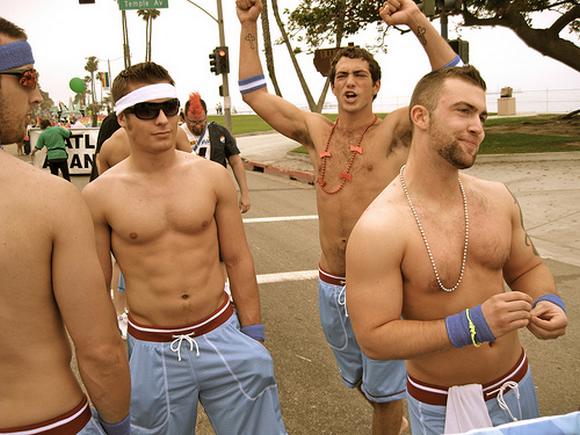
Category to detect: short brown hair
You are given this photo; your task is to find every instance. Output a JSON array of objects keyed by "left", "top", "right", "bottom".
[
  {"left": 328, "top": 46, "right": 381, "bottom": 86},
  {"left": 0, "top": 18, "right": 27, "bottom": 41},
  {"left": 111, "top": 62, "right": 175, "bottom": 102},
  {"left": 409, "top": 65, "right": 487, "bottom": 114}
]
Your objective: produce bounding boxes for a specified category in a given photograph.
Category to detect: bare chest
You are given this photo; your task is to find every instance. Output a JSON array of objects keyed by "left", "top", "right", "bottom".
[
  {"left": 402, "top": 197, "right": 512, "bottom": 293},
  {"left": 108, "top": 183, "right": 215, "bottom": 244}
]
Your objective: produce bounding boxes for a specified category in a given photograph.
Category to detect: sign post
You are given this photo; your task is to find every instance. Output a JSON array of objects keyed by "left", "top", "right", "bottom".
[{"left": 118, "top": 0, "right": 168, "bottom": 10}]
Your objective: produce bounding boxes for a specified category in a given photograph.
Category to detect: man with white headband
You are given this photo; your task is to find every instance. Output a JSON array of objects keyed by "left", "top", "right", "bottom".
[
  {"left": 83, "top": 62, "right": 286, "bottom": 434},
  {"left": 0, "top": 17, "right": 131, "bottom": 435}
]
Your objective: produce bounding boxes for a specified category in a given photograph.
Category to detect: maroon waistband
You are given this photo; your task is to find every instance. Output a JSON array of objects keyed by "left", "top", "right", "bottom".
[
  {"left": 407, "top": 349, "right": 528, "bottom": 406},
  {"left": 319, "top": 267, "right": 346, "bottom": 286},
  {"left": 0, "top": 397, "right": 90, "bottom": 434},
  {"left": 128, "top": 295, "right": 234, "bottom": 342}
]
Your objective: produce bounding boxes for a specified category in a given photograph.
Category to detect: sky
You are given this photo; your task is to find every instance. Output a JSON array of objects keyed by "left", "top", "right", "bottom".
[{"left": 2, "top": 0, "right": 579, "bottom": 114}]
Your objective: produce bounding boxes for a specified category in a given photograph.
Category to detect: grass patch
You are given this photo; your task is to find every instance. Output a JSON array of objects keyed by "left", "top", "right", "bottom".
[{"left": 480, "top": 133, "right": 580, "bottom": 154}]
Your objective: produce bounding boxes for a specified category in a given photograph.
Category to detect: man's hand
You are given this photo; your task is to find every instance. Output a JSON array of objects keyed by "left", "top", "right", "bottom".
[
  {"left": 379, "top": 0, "right": 421, "bottom": 27},
  {"left": 481, "top": 291, "right": 532, "bottom": 339},
  {"left": 239, "top": 193, "right": 251, "bottom": 214},
  {"left": 236, "top": 0, "right": 262, "bottom": 23},
  {"left": 527, "top": 301, "right": 567, "bottom": 339}
]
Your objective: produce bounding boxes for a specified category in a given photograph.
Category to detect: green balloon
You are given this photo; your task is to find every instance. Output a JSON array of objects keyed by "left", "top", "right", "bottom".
[{"left": 69, "top": 77, "right": 86, "bottom": 93}]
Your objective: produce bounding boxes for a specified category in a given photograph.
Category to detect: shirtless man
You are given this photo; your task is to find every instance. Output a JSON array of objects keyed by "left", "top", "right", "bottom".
[
  {"left": 97, "top": 123, "right": 190, "bottom": 173},
  {"left": 346, "top": 65, "right": 568, "bottom": 434},
  {"left": 82, "top": 62, "right": 286, "bottom": 434},
  {"left": 236, "top": 0, "right": 461, "bottom": 432},
  {"left": 0, "top": 18, "right": 130, "bottom": 434}
]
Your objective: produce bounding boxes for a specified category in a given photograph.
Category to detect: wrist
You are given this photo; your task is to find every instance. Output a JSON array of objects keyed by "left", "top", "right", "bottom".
[
  {"left": 98, "top": 414, "right": 130, "bottom": 435},
  {"left": 445, "top": 304, "right": 495, "bottom": 348},
  {"left": 241, "top": 323, "right": 265, "bottom": 342},
  {"left": 533, "top": 293, "right": 566, "bottom": 312}
]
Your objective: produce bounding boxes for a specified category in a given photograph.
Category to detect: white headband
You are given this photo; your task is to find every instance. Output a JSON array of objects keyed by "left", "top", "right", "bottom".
[{"left": 114, "top": 83, "right": 178, "bottom": 114}]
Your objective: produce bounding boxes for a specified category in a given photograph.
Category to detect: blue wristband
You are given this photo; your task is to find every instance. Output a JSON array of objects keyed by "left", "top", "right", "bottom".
[
  {"left": 533, "top": 293, "right": 566, "bottom": 313},
  {"left": 241, "top": 323, "right": 265, "bottom": 342},
  {"left": 445, "top": 310, "right": 470, "bottom": 348},
  {"left": 99, "top": 414, "right": 131, "bottom": 435},
  {"left": 445, "top": 304, "right": 495, "bottom": 348},
  {"left": 469, "top": 304, "right": 496, "bottom": 343}
]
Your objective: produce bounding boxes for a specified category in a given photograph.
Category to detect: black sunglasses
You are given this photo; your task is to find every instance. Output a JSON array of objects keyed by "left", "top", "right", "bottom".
[
  {"left": 125, "top": 98, "right": 180, "bottom": 120},
  {"left": 0, "top": 68, "right": 38, "bottom": 89}
]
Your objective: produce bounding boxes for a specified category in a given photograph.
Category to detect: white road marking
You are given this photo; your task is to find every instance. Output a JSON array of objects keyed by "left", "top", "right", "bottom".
[
  {"left": 243, "top": 215, "right": 319, "bottom": 224},
  {"left": 256, "top": 270, "right": 318, "bottom": 284}
]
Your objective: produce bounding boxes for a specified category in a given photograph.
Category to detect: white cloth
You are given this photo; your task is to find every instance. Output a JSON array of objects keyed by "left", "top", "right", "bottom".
[{"left": 444, "top": 384, "right": 493, "bottom": 434}]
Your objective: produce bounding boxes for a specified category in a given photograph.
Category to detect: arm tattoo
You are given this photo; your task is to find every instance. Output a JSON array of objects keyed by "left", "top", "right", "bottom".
[
  {"left": 507, "top": 186, "right": 539, "bottom": 256},
  {"left": 415, "top": 26, "right": 427, "bottom": 46},
  {"left": 244, "top": 33, "right": 256, "bottom": 50}
]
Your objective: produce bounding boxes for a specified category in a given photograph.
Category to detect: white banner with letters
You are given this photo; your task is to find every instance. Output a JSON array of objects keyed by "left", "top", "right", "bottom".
[{"left": 30, "top": 127, "right": 98, "bottom": 175}]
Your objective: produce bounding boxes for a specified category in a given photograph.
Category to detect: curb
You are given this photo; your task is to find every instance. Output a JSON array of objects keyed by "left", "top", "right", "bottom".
[
  {"left": 243, "top": 151, "right": 580, "bottom": 186},
  {"left": 243, "top": 159, "right": 315, "bottom": 185}
]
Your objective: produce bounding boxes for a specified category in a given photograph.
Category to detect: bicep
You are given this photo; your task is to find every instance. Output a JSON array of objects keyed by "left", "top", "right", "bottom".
[
  {"left": 213, "top": 170, "right": 250, "bottom": 259},
  {"left": 51, "top": 190, "right": 116, "bottom": 346},
  {"left": 502, "top": 187, "right": 543, "bottom": 285},
  {"left": 346, "top": 220, "right": 404, "bottom": 332},
  {"left": 243, "top": 89, "right": 313, "bottom": 145},
  {"left": 81, "top": 187, "right": 113, "bottom": 281}
]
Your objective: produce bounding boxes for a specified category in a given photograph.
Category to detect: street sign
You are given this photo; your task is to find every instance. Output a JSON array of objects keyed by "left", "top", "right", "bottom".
[{"left": 118, "top": 0, "right": 168, "bottom": 10}]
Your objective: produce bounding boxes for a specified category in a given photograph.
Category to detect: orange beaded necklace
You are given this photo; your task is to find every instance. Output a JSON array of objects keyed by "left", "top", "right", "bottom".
[{"left": 317, "top": 115, "right": 377, "bottom": 194}]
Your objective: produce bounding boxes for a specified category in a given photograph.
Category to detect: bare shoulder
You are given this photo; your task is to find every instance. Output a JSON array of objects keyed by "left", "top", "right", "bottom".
[
  {"left": 350, "top": 182, "right": 408, "bottom": 253},
  {"left": 375, "top": 107, "right": 412, "bottom": 150},
  {"left": 462, "top": 173, "right": 513, "bottom": 208}
]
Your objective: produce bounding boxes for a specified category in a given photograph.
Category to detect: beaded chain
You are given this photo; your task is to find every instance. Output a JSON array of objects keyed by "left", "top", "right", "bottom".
[
  {"left": 317, "top": 115, "right": 377, "bottom": 194},
  {"left": 399, "top": 165, "right": 469, "bottom": 293}
]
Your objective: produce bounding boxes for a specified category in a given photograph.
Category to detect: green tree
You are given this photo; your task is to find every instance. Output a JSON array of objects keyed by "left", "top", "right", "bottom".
[
  {"left": 285, "top": 0, "right": 579, "bottom": 72},
  {"left": 270, "top": 0, "right": 349, "bottom": 112},
  {"left": 137, "top": 9, "right": 160, "bottom": 62}
]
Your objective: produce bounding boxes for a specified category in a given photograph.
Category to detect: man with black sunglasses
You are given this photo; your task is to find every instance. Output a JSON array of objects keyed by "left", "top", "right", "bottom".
[
  {"left": 82, "top": 62, "right": 286, "bottom": 434},
  {"left": 0, "top": 17, "right": 131, "bottom": 435}
]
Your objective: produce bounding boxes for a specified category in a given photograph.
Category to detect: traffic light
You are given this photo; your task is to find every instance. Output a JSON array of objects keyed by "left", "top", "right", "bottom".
[
  {"left": 209, "top": 47, "right": 229, "bottom": 76},
  {"left": 209, "top": 49, "right": 218, "bottom": 75},
  {"left": 79, "top": 0, "right": 95, "bottom": 3},
  {"left": 449, "top": 39, "right": 469, "bottom": 64}
]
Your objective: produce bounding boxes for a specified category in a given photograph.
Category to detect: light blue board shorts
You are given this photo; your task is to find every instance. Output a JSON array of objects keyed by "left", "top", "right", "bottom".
[
  {"left": 318, "top": 276, "right": 406, "bottom": 403},
  {"left": 407, "top": 367, "right": 539, "bottom": 435},
  {"left": 127, "top": 310, "right": 287, "bottom": 435}
]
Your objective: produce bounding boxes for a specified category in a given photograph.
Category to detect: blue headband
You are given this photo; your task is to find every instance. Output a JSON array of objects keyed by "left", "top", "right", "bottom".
[{"left": 0, "top": 40, "right": 34, "bottom": 72}]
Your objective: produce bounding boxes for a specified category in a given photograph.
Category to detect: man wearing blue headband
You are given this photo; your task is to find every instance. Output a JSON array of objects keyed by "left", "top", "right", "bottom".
[
  {"left": 82, "top": 62, "right": 286, "bottom": 434},
  {"left": 0, "top": 17, "right": 131, "bottom": 435}
]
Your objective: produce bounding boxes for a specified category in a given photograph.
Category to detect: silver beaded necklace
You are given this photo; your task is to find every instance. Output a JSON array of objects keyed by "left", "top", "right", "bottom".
[{"left": 399, "top": 164, "right": 469, "bottom": 292}]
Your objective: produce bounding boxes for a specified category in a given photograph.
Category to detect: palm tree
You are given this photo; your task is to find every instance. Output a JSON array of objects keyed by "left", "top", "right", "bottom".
[
  {"left": 260, "top": 0, "right": 282, "bottom": 97},
  {"left": 137, "top": 9, "right": 160, "bottom": 62},
  {"left": 84, "top": 58, "right": 99, "bottom": 126}
]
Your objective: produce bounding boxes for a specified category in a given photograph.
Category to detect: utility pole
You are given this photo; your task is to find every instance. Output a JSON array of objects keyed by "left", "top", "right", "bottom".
[
  {"left": 184, "top": 0, "right": 231, "bottom": 131},
  {"left": 215, "top": 0, "right": 231, "bottom": 131}
]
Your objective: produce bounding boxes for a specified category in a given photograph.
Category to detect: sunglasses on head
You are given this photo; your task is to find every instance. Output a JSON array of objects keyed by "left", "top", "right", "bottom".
[
  {"left": 0, "top": 68, "right": 38, "bottom": 89},
  {"left": 125, "top": 98, "right": 180, "bottom": 120}
]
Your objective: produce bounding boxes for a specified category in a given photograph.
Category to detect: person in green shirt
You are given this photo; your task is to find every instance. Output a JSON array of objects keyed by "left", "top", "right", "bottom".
[{"left": 31, "top": 118, "right": 71, "bottom": 181}]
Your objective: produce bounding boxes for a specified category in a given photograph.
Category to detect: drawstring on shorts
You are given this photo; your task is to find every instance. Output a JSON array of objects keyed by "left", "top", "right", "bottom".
[
  {"left": 496, "top": 381, "right": 522, "bottom": 422},
  {"left": 338, "top": 286, "right": 348, "bottom": 318},
  {"left": 171, "top": 332, "right": 200, "bottom": 361}
]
